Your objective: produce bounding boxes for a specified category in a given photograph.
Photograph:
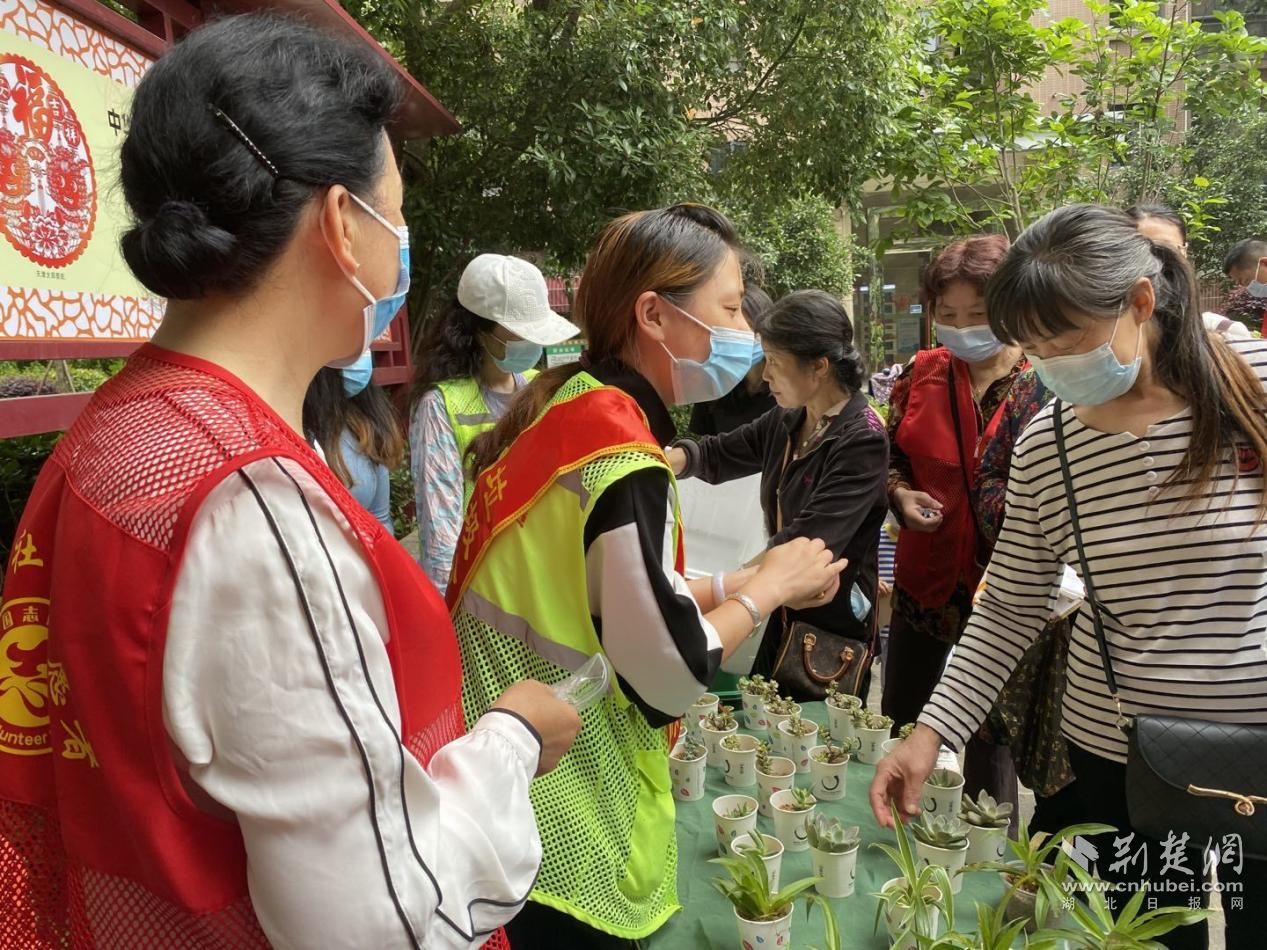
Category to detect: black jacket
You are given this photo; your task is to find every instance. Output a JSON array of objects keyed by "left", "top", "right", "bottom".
[{"left": 676, "top": 391, "right": 889, "bottom": 669}]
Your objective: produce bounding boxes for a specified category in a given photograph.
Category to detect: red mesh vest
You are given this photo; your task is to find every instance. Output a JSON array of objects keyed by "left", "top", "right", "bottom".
[
  {"left": 893, "top": 347, "right": 1010, "bottom": 609},
  {"left": 0, "top": 345, "right": 508, "bottom": 950}
]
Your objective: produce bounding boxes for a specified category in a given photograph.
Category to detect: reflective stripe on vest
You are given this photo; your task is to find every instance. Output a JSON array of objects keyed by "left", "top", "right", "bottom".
[
  {"left": 451, "top": 372, "right": 683, "bottom": 937},
  {"left": 437, "top": 372, "right": 537, "bottom": 508}
]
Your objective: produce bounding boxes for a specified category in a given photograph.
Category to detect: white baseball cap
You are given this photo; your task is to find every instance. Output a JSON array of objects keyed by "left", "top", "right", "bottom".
[{"left": 457, "top": 254, "right": 581, "bottom": 346}]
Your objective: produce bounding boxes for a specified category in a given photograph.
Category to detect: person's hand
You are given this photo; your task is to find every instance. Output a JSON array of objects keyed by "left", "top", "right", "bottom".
[
  {"left": 893, "top": 487, "right": 944, "bottom": 533},
  {"left": 878, "top": 578, "right": 893, "bottom": 598},
  {"left": 869, "top": 723, "right": 941, "bottom": 827},
  {"left": 665, "top": 446, "right": 687, "bottom": 476},
  {"left": 491, "top": 680, "right": 583, "bottom": 777},
  {"left": 784, "top": 573, "right": 842, "bottom": 611},
  {"left": 751, "top": 537, "right": 848, "bottom": 608}
]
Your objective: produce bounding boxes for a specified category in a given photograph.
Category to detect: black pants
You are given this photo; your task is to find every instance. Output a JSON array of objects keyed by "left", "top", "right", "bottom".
[
  {"left": 503, "top": 901, "right": 636, "bottom": 950},
  {"left": 1067, "top": 743, "right": 1267, "bottom": 950},
  {"left": 880, "top": 609, "right": 1020, "bottom": 834}
]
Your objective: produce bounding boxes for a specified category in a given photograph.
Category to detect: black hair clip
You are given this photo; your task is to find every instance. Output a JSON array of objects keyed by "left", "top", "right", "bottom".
[{"left": 208, "top": 104, "right": 279, "bottom": 178}]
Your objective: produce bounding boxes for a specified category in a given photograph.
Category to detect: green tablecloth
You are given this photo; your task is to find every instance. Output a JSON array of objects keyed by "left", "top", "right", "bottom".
[{"left": 644, "top": 702, "right": 1004, "bottom": 949}]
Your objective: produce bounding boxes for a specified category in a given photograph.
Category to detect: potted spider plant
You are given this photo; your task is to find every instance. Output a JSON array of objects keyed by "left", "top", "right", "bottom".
[
  {"left": 920, "top": 894, "right": 1032, "bottom": 950},
  {"left": 699, "top": 704, "right": 738, "bottom": 768},
  {"left": 824, "top": 682, "right": 862, "bottom": 741},
  {"left": 808, "top": 736, "right": 858, "bottom": 801},
  {"left": 909, "top": 813, "right": 970, "bottom": 894},
  {"left": 1040, "top": 864, "right": 1213, "bottom": 949},
  {"left": 770, "top": 787, "right": 817, "bottom": 853},
  {"left": 921, "top": 766, "right": 965, "bottom": 819},
  {"left": 872, "top": 802, "right": 954, "bottom": 950},
  {"left": 711, "top": 794, "right": 758, "bottom": 856},
  {"left": 960, "top": 789, "right": 1013, "bottom": 863},
  {"left": 730, "top": 828, "right": 785, "bottom": 893},
  {"left": 710, "top": 845, "right": 832, "bottom": 950},
  {"left": 854, "top": 709, "right": 893, "bottom": 765},
  {"left": 719, "top": 732, "right": 759, "bottom": 788},
  {"left": 755, "top": 741, "right": 796, "bottom": 818},
  {"left": 970, "top": 818, "right": 1115, "bottom": 933},
  {"left": 737, "top": 674, "right": 775, "bottom": 730},
  {"left": 775, "top": 712, "right": 820, "bottom": 773},
  {"left": 686, "top": 691, "right": 719, "bottom": 738},
  {"left": 668, "top": 734, "right": 707, "bottom": 802},
  {"left": 806, "top": 815, "right": 861, "bottom": 899}
]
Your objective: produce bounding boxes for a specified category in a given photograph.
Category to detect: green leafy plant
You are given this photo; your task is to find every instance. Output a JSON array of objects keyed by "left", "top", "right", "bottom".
[
  {"left": 673, "top": 735, "right": 707, "bottom": 761},
  {"left": 777, "top": 787, "right": 817, "bottom": 812},
  {"left": 720, "top": 734, "right": 750, "bottom": 752},
  {"left": 971, "top": 818, "right": 1116, "bottom": 929},
  {"left": 921, "top": 895, "right": 1030, "bottom": 949},
  {"left": 925, "top": 767, "right": 963, "bottom": 789},
  {"left": 781, "top": 713, "right": 818, "bottom": 738},
  {"left": 710, "top": 848, "right": 823, "bottom": 923},
  {"left": 824, "top": 681, "right": 862, "bottom": 710},
  {"left": 724, "top": 801, "right": 756, "bottom": 819},
  {"left": 1041, "top": 862, "right": 1213, "bottom": 949},
  {"left": 852, "top": 708, "right": 894, "bottom": 730},
  {"left": 764, "top": 695, "right": 799, "bottom": 716},
  {"left": 755, "top": 740, "right": 772, "bottom": 774},
  {"left": 898, "top": 722, "right": 917, "bottom": 741},
  {"left": 810, "top": 741, "right": 851, "bottom": 765},
  {"left": 960, "top": 790, "right": 1013, "bottom": 829},
  {"left": 738, "top": 673, "right": 772, "bottom": 696},
  {"left": 871, "top": 801, "right": 955, "bottom": 946},
  {"left": 805, "top": 815, "right": 860, "bottom": 854},
  {"left": 910, "top": 814, "right": 970, "bottom": 850},
  {"left": 703, "top": 705, "right": 737, "bottom": 731},
  {"left": 734, "top": 828, "right": 770, "bottom": 857}
]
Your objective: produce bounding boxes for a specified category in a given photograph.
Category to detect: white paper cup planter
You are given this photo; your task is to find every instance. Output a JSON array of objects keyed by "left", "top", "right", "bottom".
[
  {"left": 729, "top": 832, "right": 784, "bottom": 893},
  {"left": 686, "top": 693, "right": 718, "bottom": 739},
  {"left": 960, "top": 789, "right": 1014, "bottom": 864},
  {"left": 668, "top": 742, "right": 707, "bottom": 802},
  {"left": 762, "top": 700, "right": 800, "bottom": 742},
  {"left": 965, "top": 823, "right": 1008, "bottom": 864},
  {"left": 719, "top": 733, "right": 759, "bottom": 788},
  {"left": 856, "top": 724, "right": 891, "bottom": 765},
  {"left": 775, "top": 717, "right": 819, "bottom": 774},
  {"left": 755, "top": 755, "right": 795, "bottom": 818},
  {"left": 734, "top": 905, "right": 792, "bottom": 950},
  {"left": 805, "top": 815, "right": 861, "bottom": 899},
  {"left": 807, "top": 745, "right": 849, "bottom": 801},
  {"left": 711, "top": 794, "right": 758, "bottom": 856},
  {"left": 921, "top": 767, "right": 965, "bottom": 819},
  {"left": 824, "top": 692, "right": 861, "bottom": 742},
  {"left": 699, "top": 719, "right": 738, "bottom": 769},
  {"left": 910, "top": 814, "right": 970, "bottom": 895},
  {"left": 769, "top": 788, "right": 816, "bottom": 853},
  {"left": 881, "top": 737, "right": 901, "bottom": 757},
  {"left": 737, "top": 682, "right": 768, "bottom": 731}
]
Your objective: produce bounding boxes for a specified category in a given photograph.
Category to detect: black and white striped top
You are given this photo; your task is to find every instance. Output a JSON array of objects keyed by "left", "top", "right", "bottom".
[{"left": 921, "top": 338, "right": 1267, "bottom": 763}]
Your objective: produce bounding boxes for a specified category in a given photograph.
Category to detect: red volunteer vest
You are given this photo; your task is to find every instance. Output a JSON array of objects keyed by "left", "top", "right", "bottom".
[
  {"left": 893, "top": 347, "right": 1013, "bottom": 609},
  {"left": 0, "top": 346, "right": 506, "bottom": 950}
]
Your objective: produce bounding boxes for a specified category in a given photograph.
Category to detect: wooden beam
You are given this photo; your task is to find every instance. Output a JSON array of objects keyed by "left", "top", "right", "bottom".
[{"left": 0, "top": 392, "right": 93, "bottom": 438}]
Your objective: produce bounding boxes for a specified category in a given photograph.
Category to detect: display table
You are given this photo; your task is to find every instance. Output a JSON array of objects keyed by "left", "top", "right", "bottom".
[{"left": 645, "top": 702, "right": 1005, "bottom": 949}]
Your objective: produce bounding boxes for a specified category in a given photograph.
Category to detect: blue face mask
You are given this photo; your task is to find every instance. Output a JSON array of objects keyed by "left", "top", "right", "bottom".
[
  {"left": 849, "top": 583, "right": 872, "bottom": 621},
  {"left": 934, "top": 322, "right": 1004, "bottom": 363},
  {"left": 658, "top": 296, "right": 758, "bottom": 405},
  {"left": 1027, "top": 313, "right": 1143, "bottom": 406},
  {"left": 327, "top": 192, "right": 411, "bottom": 369},
  {"left": 341, "top": 351, "right": 373, "bottom": 397},
  {"left": 488, "top": 337, "right": 543, "bottom": 374}
]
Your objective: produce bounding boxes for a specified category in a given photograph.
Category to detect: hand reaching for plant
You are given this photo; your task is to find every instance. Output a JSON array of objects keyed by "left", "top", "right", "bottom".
[
  {"left": 869, "top": 723, "right": 940, "bottom": 827},
  {"left": 491, "top": 679, "right": 583, "bottom": 777}
]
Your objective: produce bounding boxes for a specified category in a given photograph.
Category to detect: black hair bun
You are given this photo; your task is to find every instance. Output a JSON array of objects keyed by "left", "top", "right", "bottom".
[{"left": 120, "top": 200, "right": 236, "bottom": 300}]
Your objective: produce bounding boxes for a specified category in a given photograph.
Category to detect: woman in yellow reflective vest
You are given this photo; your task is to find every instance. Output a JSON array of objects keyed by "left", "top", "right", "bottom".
[
  {"left": 410, "top": 254, "right": 579, "bottom": 594},
  {"left": 449, "top": 204, "right": 848, "bottom": 949}
]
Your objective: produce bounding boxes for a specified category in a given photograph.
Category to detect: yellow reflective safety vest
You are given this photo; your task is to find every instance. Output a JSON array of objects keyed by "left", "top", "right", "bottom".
[
  {"left": 447, "top": 371, "right": 685, "bottom": 939},
  {"left": 436, "top": 371, "right": 537, "bottom": 509}
]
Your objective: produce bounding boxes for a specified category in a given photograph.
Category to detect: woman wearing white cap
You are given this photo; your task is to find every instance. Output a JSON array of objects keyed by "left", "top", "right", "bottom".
[{"left": 411, "top": 254, "right": 580, "bottom": 593}]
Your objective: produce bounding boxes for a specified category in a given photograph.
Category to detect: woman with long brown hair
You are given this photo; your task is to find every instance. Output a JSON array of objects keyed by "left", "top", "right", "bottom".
[
  {"left": 873, "top": 203, "right": 1267, "bottom": 949},
  {"left": 449, "top": 203, "right": 847, "bottom": 948}
]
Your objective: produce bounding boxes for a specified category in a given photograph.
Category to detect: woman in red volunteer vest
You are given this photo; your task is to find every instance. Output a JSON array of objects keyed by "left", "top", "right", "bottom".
[
  {"left": 0, "top": 14, "right": 579, "bottom": 949},
  {"left": 879, "top": 234, "right": 1023, "bottom": 814}
]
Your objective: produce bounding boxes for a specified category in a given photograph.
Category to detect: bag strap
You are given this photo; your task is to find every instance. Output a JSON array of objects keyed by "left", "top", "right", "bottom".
[{"left": 1052, "top": 400, "right": 1131, "bottom": 732}]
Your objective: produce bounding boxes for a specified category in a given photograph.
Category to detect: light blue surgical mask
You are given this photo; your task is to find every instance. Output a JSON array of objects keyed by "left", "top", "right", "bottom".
[
  {"left": 327, "top": 192, "right": 411, "bottom": 369},
  {"left": 934, "top": 322, "right": 1004, "bottom": 363},
  {"left": 849, "top": 583, "right": 871, "bottom": 621},
  {"left": 342, "top": 351, "right": 373, "bottom": 397},
  {"left": 488, "top": 337, "right": 543, "bottom": 374},
  {"left": 1027, "top": 313, "right": 1143, "bottom": 406},
  {"left": 1247, "top": 278, "right": 1267, "bottom": 299},
  {"left": 658, "top": 296, "right": 758, "bottom": 405}
]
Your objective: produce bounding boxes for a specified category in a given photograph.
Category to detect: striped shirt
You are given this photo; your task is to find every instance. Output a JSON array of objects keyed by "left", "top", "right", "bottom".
[{"left": 921, "top": 338, "right": 1267, "bottom": 763}]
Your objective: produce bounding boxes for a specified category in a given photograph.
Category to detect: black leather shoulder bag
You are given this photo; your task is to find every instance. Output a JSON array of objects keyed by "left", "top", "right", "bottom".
[{"left": 1054, "top": 400, "right": 1267, "bottom": 859}]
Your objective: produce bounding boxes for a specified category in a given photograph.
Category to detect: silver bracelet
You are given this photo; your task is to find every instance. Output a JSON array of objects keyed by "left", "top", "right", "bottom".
[
  {"left": 723, "top": 592, "right": 763, "bottom": 635},
  {"left": 711, "top": 572, "right": 726, "bottom": 606}
]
